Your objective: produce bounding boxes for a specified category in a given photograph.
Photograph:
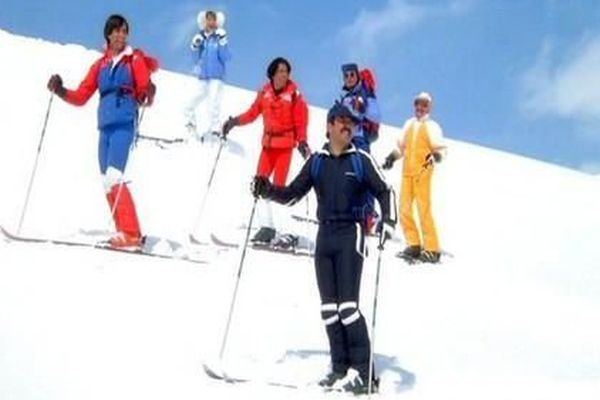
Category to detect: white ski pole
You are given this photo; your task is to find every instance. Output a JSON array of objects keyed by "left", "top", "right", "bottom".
[
  {"left": 17, "top": 94, "right": 55, "bottom": 235},
  {"left": 218, "top": 197, "right": 258, "bottom": 361}
]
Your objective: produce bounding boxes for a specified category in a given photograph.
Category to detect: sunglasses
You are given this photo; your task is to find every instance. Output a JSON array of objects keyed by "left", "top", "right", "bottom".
[{"left": 344, "top": 71, "right": 357, "bottom": 79}]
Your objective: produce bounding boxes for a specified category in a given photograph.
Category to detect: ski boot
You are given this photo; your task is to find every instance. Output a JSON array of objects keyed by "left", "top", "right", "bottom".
[
  {"left": 396, "top": 245, "right": 422, "bottom": 264},
  {"left": 419, "top": 249, "right": 441, "bottom": 264},
  {"left": 318, "top": 370, "right": 346, "bottom": 389},
  {"left": 251, "top": 227, "right": 276, "bottom": 246},
  {"left": 109, "top": 231, "right": 142, "bottom": 249},
  {"left": 271, "top": 233, "right": 298, "bottom": 251},
  {"left": 332, "top": 368, "right": 379, "bottom": 395}
]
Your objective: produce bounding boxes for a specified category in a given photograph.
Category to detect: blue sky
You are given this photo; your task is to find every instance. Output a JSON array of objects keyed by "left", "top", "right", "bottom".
[{"left": 2, "top": 0, "right": 600, "bottom": 172}]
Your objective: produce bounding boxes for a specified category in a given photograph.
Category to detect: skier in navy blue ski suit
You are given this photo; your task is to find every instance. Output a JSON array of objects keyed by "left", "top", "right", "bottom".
[{"left": 251, "top": 102, "right": 396, "bottom": 394}]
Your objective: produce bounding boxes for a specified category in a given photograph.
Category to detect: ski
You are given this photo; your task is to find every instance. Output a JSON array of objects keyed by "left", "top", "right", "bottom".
[
  {"left": 1, "top": 226, "right": 208, "bottom": 265},
  {"left": 396, "top": 253, "right": 422, "bottom": 265},
  {"left": 137, "top": 134, "right": 185, "bottom": 145},
  {"left": 188, "top": 233, "right": 211, "bottom": 247},
  {"left": 209, "top": 233, "right": 238, "bottom": 248},
  {"left": 203, "top": 363, "right": 380, "bottom": 394},
  {"left": 291, "top": 214, "right": 318, "bottom": 225},
  {"left": 251, "top": 241, "right": 314, "bottom": 258},
  {"left": 202, "top": 363, "right": 309, "bottom": 390},
  {"left": 137, "top": 132, "right": 247, "bottom": 156}
]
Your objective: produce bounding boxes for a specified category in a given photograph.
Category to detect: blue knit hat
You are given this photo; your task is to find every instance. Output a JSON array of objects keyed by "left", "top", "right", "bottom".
[{"left": 341, "top": 63, "right": 359, "bottom": 75}]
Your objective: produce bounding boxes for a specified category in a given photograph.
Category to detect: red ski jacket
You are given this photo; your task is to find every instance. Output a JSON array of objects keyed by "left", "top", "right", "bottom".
[
  {"left": 64, "top": 47, "right": 158, "bottom": 129},
  {"left": 237, "top": 80, "right": 308, "bottom": 149}
]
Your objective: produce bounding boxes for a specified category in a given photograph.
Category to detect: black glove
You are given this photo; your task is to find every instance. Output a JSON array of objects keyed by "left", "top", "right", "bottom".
[
  {"left": 251, "top": 175, "right": 271, "bottom": 199},
  {"left": 425, "top": 151, "right": 442, "bottom": 165},
  {"left": 47, "top": 74, "right": 66, "bottom": 98},
  {"left": 146, "top": 81, "right": 156, "bottom": 106},
  {"left": 297, "top": 141, "right": 311, "bottom": 160},
  {"left": 138, "top": 81, "right": 156, "bottom": 106},
  {"left": 377, "top": 219, "right": 395, "bottom": 249},
  {"left": 382, "top": 152, "right": 397, "bottom": 170},
  {"left": 222, "top": 116, "right": 239, "bottom": 138}
]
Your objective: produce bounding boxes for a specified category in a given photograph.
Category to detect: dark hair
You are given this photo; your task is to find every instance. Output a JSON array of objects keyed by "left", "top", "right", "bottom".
[
  {"left": 104, "top": 14, "right": 129, "bottom": 43},
  {"left": 205, "top": 10, "right": 217, "bottom": 20},
  {"left": 266, "top": 57, "right": 291, "bottom": 80}
]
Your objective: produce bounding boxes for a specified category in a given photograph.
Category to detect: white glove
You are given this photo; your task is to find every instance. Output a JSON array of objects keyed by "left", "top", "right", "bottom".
[
  {"left": 215, "top": 28, "right": 228, "bottom": 45},
  {"left": 378, "top": 220, "right": 396, "bottom": 249},
  {"left": 191, "top": 33, "right": 204, "bottom": 49}
]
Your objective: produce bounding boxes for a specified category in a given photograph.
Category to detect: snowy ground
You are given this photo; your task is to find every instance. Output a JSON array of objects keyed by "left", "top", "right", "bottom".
[{"left": 1, "top": 29, "right": 600, "bottom": 400}]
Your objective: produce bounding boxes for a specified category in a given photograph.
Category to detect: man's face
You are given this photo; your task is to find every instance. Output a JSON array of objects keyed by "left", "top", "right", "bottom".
[
  {"left": 343, "top": 70, "right": 359, "bottom": 89},
  {"left": 272, "top": 63, "right": 290, "bottom": 90},
  {"left": 108, "top": 25, "right": 128, "bottom": 53},
  {"left": 205, "top": 14, "right": 218, "bottom": 30},
  {"left": 327, "top": 116, "right": 355, "bottom": 146},
  {"left": 414, "top": 99, "right": 431, "bottom": 119}
]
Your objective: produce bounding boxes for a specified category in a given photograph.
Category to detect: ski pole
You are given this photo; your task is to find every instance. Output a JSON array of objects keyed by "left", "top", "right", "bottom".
[
  {"left": 219, "top": 197, "right": 258, "bottom": 361},
  {"left": 134, "top": 105, "right": 146, "bottom": 147},
  {"left": 198, "top": 138, "right": 226, "bottom": 220},
  {"left": 17, "top": 94, "right": 55, "bottom": 235},
  {"left": 368, "top": 232, "right": 385, "bottom": 398}
]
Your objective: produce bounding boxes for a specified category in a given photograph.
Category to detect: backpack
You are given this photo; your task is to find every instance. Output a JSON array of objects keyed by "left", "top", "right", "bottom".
[
  {"left": 359, "top": 68, "right": 380, "bottom": 143},
  {"left": 359, "top": 68, "right": 376, "bottom": 96},
  {"left": 122, "top": 49, "right": 159, "bottom": 105},
  {"left": 133, "top": 49, "right": 160, "bottom": 73}
]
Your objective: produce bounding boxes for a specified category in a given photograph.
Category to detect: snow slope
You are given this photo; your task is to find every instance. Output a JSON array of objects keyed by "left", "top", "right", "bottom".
[{"left": 1, "top": 29, "right": 599, "bottom": 400}]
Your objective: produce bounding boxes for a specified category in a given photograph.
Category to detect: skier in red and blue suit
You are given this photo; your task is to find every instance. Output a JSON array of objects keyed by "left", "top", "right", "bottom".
[{"left": 47, "top": 14, "right": 158, "bottom": 248}]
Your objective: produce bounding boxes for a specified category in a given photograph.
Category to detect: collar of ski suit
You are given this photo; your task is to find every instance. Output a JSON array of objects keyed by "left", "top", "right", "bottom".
[
  {"left": 267, "top": 80, "right": 298, "bottom": 96},
  {"left": 98, "top": 45, "right": 134, "bottom": 70},
  {"left": 317, "top": 143, "right": 357, "bottom": 157},
  {"left": 107, "top": 45, "right": 134, "bottom": 67},
  {"left": 342, "top": 81, "right": 364, "bottom": 94}
]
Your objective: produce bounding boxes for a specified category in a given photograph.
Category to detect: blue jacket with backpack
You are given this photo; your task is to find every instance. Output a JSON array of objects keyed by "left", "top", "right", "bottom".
[{"left": 340, "top": 82, "right": 381, "bottom": 149}]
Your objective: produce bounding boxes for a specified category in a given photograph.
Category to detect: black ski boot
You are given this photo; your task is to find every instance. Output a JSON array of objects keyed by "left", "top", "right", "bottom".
[
  {"left": 333, "top": 368, "right": 379, "bottom": 395},
  {"left": 251, "top": 227, "right": 276, "bottom": 246},
  {"left": 402, "top": 245, "right": 421, "bottom": 258},
  {"left": 318, "top": 370, "right": 346, "bottom": 388},
  {"left": 419, "top": 250, "right": 441, "bottom": 263}
]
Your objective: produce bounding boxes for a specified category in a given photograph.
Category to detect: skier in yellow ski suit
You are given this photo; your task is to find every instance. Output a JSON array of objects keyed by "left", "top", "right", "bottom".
[{"left": 382, "top": 92, "right": 446, "bottom": 263}]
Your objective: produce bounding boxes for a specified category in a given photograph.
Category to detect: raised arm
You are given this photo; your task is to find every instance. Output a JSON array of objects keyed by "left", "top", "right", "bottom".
[
  {"left": 237, "top": 90, "right": 263, "bottom": 126},
  {"left": 252, "top": 156, "right": 314, "bottom": 205},
  {"left": 63, "top": 59, "right": 102, "bottom": 106}
]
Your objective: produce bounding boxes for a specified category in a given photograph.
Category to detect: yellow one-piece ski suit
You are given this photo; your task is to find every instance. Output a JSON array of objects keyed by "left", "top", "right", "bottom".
[{"left": 397, "top": 116, "right": 446, "bottom": 252}]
